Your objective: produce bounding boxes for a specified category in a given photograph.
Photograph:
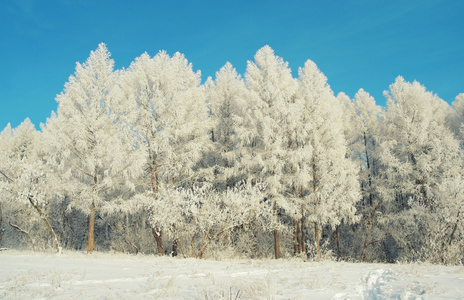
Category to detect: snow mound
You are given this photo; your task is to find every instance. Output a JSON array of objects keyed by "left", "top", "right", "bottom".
[
  {"left": 359, "top": 268, "right": 425, "bottom": 300},
  {"left": 361, "top": 269, "right": 396, "bottom": 299},
  {"left": 334, "top": 268, "right": 427, "bottom": 300}
]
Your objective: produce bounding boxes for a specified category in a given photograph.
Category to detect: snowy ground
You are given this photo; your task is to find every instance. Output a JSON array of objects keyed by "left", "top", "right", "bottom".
[{"left": 0, "top": 251, "right": 463, "bottom": 299}]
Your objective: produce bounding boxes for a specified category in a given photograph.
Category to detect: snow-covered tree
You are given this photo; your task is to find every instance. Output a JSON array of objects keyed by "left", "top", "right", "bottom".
[
  {"left": 337, "top": 92, "right": 359, "bottom": 151},
  {"left": 350, "top": 89, "right": 385, "bottom": 261},
  {"left": 448, "top": 93, "right": 464, "bottom": 148},
  {"left": 0, "top": 123, "right": 13, "bottom": 186},
  {"left": 117, "top": 50, "right": 208, "bottom": 255},
  {"left": 45, "top": 43, "right": 142, "bottom": 253},
  {"left": 294, "top": 60, "right": 360, "bottom": 259},
  {"left": 380, "top": 77, "right": 463, "bottom": 261},
  {"left": 382, "top": 77, "right": 459, "bottom": 208},
  {"left": 432, "top": 175, "right": 464, "bottom": 263},
  {"left": 149, "top": 182, "right": 271, "bottom": 258},
  {"left": 0, "top": 119, "right": 62, "bottom": 253},
  {"left": 205, "top": 62, "right": 249, "bottom": 189},
  {"left": 0, "top": 123, "right": 11, "bottom": 245},
  {"left": 243, "top": 45, "right": 298, "bottom": 258}
]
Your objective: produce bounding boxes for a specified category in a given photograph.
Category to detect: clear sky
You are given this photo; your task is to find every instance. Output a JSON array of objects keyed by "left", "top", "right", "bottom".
[{"left": 1, "top": 0, "right": 463, "bottom": 130}]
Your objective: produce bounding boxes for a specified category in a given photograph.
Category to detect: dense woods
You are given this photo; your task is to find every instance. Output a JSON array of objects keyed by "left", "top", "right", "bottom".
[{"left": 0, "top": 44, "right": 462, "bottom": 264}]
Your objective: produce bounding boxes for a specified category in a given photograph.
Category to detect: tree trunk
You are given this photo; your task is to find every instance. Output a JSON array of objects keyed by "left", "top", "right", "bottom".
[
  {"left": 190, "top": 232, "right": 197, "bottom": 257},
  {"left": 361, "top": 215, "right": 372, "bottom": 262},
  {"left": 300, "top": 222, "right": 306, "bottom": 254},
  {"left": 0, "top": 203, "right": 3, "bottom": 245},
  {"left": 293, "top": 220, "right": 299, "bottom": 255},
  {"left": 274, "top": 228, "right": 280, "bottom": 259},
  {"left": 441, "top": 210, "right": 461, "bottom": 259},
  {"left": 150, "top": 153, "right": 164, "bottom": 255},
  {"left": 197, "top": 227, "right": 212, "bottom": 259},
  {"left": 273, "top": 201, "right": 280, "bottom": 259},
  {"left": 314, "top": 223, "right": 321, "bottom": 259},
  {"left": 361, "top": 234, "right": 369, "bottom": 262},
  {"left": 87, "top": 202, "right": 95, "bottom": 253},
  {"left": 293, "top": 217, "right": 306, "bottom": 257},
  {"left": 152, "top": 227, "right": 164, "bottom": 256},
  {"left": 311, "top": 154, "right": 321, "bottom": 259},
  {"left": 172, "top": 239, "right": 178, "bottom": 257},
  {"left": 336, "top": 224, "right": 341, "bottom": 260},
  {"left": 360, "top": 200, "right": 380, "bottom": 262},
  {"left": 27, "top": 196, "right": 61, "bottom": 254},
  {"left": 42, "top": 215, "right": 61, "bottom": 254},
  {"left": 448, "top": 216, "right": 459, "bottom": 246},
  {"left": 300, "top": 206, "right": 306, "bottom": 255}
]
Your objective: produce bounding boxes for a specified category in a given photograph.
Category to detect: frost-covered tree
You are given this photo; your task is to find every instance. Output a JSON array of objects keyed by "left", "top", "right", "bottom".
[
  {"left": 294, "top": 60, "right": 360, "bottom": 259},
  {"left": 350, "top": 89, "right": 385, "bottom": 261},
  {"left": 432, "top": 175, "right": 464, "bottom": 263},
  {"left": 448, "top": 93, "right": 464, "bottom": 148},
  {"left": 243, "top": 45, "right": 298, "bottom": 258},
  {"left": 0, "top": 123, "right": 11, "bottom": 246},
  {"left": 382, "top": 77, "right": 459, "bottom": 208},
  {"left": 45, "top": 43, "right": 142, "bottom": 253},
  {"left": 205, "top": 62, "right": 249, "bottom": 189},
  {"left": 380, "top": 77, "right": 463, "bottom": 261},
  {"left": 337, "top": 92, "right": 359, "bottom": 151},
  {"left": 149, "top": 182, "right": 271, "bottom": 258},
  {"left": 0, "top": 119, "right": 61, "bottom": 253},
  {"left": 117, "top": 50, "right": 207, "bottom": 255},
  {"left": 0, "top": 123, "right": 13, "bottom": 186}
]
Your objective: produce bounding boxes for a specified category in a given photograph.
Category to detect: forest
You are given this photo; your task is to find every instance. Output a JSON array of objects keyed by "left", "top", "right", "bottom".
[{"left": 0, "top": 43, "right": 463, "bottom": 264}]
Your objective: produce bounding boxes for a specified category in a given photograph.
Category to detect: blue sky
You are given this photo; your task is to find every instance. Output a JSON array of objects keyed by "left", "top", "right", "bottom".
[{"left": 1, "top": 0, "right": 463, "bottom": 130}]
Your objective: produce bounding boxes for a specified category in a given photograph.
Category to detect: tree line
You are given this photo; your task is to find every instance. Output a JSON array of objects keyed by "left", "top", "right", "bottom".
[{"left": 0, "top": 44, "right": 463, "bottom": 264}]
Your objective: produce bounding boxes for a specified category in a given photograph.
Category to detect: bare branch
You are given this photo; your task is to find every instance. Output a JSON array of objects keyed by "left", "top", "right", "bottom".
[{"left": 9, "top": 222, "right": 35, "bottom": 251}]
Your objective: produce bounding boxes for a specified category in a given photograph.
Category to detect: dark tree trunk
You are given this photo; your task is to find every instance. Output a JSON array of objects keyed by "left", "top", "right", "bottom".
[
  {"left": 87, "top": 202, "right": 95, "bottom": 253},
  {"left": 172, "top": 239, "right": 178, "bottom": 257},
  {"left": 314, "top": 223, "right": 321, "bottom": 259},
  {"left": 273, "top": 201, "right": 280, "bottom": 259},
  {"left": 152, "top": 227, "right": 164, "bottom": 256},
  {"left": 0, "top": 203, "right": 3, "bottom": 245},
  {"left": 150, "top": 152, "right": 165, "bottom": 255},
  {"left": 293, "top": 217, "right": 307, "bottom": 257},
  {"left": 274, "top": 228, "right": 281, "bottom": 259}
]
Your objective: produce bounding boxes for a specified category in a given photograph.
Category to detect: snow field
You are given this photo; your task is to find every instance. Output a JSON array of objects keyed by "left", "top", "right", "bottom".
[{"left": 0, "top": 251, "right": 463, "bottom": 299}]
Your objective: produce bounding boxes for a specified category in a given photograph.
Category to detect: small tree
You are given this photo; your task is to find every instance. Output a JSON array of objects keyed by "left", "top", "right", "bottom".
[
  {"left": 0, "top": 119, "right": 62, "bottom": 253},
  {"left": 149, "top": 182, "right": 271, "bottom": 258}
]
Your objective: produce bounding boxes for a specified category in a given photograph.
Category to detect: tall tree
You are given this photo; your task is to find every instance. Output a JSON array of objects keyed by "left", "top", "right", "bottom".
[
  {"left": 205, "top": 62, "right": 249, "bottom": 189},
  {"left": 45, "top": 43, "right": 140, "bottom": 253},
  {"left": 351, "top": 89, "right": 385, "bottom": 261},
  {"left": 380, "top": 77, "right": 463, "bottom": 261},
  {"left": 118, "top": 50, "right": 207, "bottom": 255},
  {"left": 243, "top": 45, "right": 298, "bottom": 258},
  {"left": 294, "top": 60, "right": 360, "bottom": 259}
]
